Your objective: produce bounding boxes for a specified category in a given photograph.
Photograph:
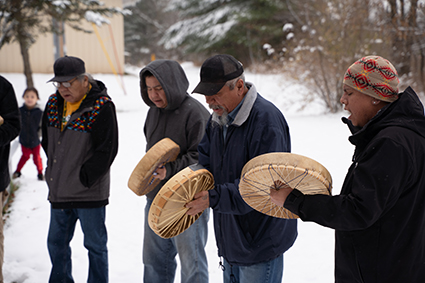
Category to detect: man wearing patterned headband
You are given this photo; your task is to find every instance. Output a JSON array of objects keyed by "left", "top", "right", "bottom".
[{"left": 270, "top": 55, "right": 425, "bottom": 282}]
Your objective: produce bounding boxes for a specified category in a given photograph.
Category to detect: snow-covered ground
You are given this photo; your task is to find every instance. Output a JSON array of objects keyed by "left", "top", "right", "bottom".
[{"left": 2, "top": 62, "right": 354, "bottom": 282}]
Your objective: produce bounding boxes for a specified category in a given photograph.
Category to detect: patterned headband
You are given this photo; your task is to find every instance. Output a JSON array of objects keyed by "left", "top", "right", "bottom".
[{"left": 343, "top": 56, "right": 399, "bottom": 102}]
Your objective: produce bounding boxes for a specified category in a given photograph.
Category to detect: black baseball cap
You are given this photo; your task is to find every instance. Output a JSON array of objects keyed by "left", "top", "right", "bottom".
[
  {"left": 47, "top": 56, "right": 86, "bottom": 82},
  {"left": 192, "top": 54, "right": 243, "bottom": 96}
]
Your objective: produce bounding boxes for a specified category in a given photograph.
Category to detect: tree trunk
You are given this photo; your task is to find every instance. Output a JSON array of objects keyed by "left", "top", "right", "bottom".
[
  {"left": 17, "top": 31, "right": 33, "bottom": 88},
  {"left": 247, "top": 29, "right": 256, "bottom": 66}
]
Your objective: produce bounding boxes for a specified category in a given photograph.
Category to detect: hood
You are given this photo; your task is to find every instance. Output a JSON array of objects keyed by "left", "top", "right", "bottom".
[
  {"left": 91, "top": 80, "right": 109, "bottom": 98},
  {"left": 82, "top": 80, "right": 111, "bottom": 105},
  {"left": 343, "top": 87, "right": 425, "bottom": 146},
  {"left": 139, "top": 60, "right": 189, "bottom": 111}
]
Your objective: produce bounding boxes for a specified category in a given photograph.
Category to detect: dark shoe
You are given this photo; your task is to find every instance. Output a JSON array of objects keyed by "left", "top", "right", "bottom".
[
  {"left": 37, "top": 173, "right": 44, "bottom": 181},
  {"left": 12, "top": 171, "right": 21, "bottom": 179}
]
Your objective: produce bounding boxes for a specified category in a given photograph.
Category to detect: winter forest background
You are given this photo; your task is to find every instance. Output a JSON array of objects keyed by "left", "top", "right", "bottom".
[
  {"left": 124, "top": 0, "right": 425, "bottom": 112},
  {"left": 1, "top": 0, "right": 425, "bottom": 112}
]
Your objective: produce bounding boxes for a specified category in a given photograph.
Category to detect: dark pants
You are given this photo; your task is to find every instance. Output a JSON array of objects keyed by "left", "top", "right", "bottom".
[{"left": 48, "top": 207, "right": 108, "bottom": 283}]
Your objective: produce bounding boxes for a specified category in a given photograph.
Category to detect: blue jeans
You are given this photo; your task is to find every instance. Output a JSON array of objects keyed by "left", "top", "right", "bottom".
[
  {"left": 222, "top": 254, "right": 284, "bottom": 283},
  {"left": 47, "top": 207, "right": 108, "bottom": 283},
  {"left": 143, "top": 198, "right": 209, "bottom": 283}
]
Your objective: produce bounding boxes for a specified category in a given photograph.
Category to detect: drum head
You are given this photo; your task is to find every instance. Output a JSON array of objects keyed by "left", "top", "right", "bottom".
[
  {"left": 239, "top": 152, "right": 332, "bottom": 219},
  {"left": 148, "top": 164, "right": 214, "bottom": 238},
  {"left": 128, "top": 138, "right": 180, "bottom": 196}
]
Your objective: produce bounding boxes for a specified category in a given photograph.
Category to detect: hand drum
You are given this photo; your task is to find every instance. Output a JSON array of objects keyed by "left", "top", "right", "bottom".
[
  {"left": 128, "top": 138, "right": 180, "bottom": 196},
  {"left": 148, "top": 164, "right": 214, "bottom": 238},
  {"left": 239, "top": 152, "right": 332, "bottom": 219}
]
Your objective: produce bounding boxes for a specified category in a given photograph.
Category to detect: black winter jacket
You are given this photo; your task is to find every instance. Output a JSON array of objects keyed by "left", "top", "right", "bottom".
[
  {"left": 285, "top": 87, "right": 425, "bottom": 283},
  {"left": 0, "top": 76, "right": 20, "bottom": 191},
  {"left": 19, "top": 104, "right": 42, "bottom": 148}
]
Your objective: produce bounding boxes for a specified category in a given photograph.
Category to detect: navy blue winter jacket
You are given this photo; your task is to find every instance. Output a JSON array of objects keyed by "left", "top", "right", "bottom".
[
  {"left": 19, "top": 104, "right": 42, "bottom": 148},
  {"left": 198, "top": 83, "right": 297, "bottom": 266}
]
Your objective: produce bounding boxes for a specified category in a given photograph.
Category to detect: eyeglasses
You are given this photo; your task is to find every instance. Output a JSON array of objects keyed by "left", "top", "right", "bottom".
[{"left": 53, "top": 78, "right": 77, "bottom": 88}]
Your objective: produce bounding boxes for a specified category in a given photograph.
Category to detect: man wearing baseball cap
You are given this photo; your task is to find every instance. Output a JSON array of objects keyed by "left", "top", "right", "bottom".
[
  {"left": 42, "top": 56, "right": 118, "bottom": 283},
  {"left": 186, "top": 54, "right": 297, "bottom": 283}
]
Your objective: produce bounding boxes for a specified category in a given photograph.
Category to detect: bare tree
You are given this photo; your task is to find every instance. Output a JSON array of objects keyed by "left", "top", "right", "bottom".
[
  {"left": 379, "top": 0, "right": 425, "bottom": 94},
  {"left": 280, "top": 0, "right": 379, "bottom": 112}
]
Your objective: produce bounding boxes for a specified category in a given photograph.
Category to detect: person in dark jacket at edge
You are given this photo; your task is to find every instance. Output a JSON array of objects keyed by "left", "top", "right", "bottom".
[
  {"left": 139, "top": 60, "right": 210, "bottom": 283},
  {"left": 186, "top": 54, "right": 297, "bottom": 283},
  {"left": 270, "top": 55, "right": 425, "bottom": 283},
  {"left": 42, "top": 56, "right": 118, "bottom": 283},
  {"left": 0, "top": 75, "right": 21, "bottom": 283}
]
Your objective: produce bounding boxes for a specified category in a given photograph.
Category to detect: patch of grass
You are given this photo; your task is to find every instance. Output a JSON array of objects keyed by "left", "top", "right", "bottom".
[{"left": 2, "top": 180, "right": 19, "bottom": 221}]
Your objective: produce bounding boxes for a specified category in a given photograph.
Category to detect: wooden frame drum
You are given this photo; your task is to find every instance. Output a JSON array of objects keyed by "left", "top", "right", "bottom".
[
  {"left": 148, "top": 164, "right": 214, "bottom": 238},
  {"left": 128, "top": 138, "right": 180, "bottom": 196},
  {"left": 239, "top": 152, "right": 332, "bottom": 219}
]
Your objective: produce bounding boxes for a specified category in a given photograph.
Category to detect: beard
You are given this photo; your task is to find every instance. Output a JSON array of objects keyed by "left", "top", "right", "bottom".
[{"left": 209, "top": 104, "right": 229, "bottom": 127}]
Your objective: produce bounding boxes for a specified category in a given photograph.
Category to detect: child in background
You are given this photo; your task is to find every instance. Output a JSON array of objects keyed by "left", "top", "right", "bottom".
[{"left": 13, "top": 87, "right": 44, "bottom": 180}]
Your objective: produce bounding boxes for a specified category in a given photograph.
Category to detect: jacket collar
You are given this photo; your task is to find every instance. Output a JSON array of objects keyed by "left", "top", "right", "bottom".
[
  {"left": 344, "top": 86, "right": 425, "bottom": 147},
  {"left": 231, "top": 82, "right": 257, "bottom": 126},
  {"left": 210, "top": 82, "right": 257, "bottom": 126}
]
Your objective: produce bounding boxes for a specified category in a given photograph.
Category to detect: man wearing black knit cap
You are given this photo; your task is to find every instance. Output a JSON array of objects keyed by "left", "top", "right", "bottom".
[{"left": 186, "top": 54, "right": 297, "bottom": 283}]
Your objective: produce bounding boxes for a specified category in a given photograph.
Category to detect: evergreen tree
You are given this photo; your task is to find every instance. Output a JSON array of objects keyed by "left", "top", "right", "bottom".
[
  {"left": 160, "top": 0, "right": 292, "bottom": 65},
  {"left": 124, "top": 0, "right": 178, "bottom": 65}
]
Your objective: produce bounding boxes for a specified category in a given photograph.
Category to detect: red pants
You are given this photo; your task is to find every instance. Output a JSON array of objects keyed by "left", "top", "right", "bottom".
[{"left": 16, "top": 144, "right": 43, "bottom": 174}]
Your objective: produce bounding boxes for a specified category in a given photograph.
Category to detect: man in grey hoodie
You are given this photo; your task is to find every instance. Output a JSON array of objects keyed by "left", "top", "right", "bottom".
[{"left": 139, "top": 60, "right": 210, "bottom": 283}]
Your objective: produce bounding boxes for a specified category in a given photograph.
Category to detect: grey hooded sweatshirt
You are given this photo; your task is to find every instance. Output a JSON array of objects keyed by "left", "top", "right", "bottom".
[{"left": 139, "top": 60, "right": 210, "bottom": 199}]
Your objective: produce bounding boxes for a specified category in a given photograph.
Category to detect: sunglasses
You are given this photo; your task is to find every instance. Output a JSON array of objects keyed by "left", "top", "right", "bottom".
[{"left": 53, "top": 78, "right": 77, "bottom": 88}]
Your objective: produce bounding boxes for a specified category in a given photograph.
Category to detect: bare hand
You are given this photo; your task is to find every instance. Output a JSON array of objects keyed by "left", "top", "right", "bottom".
[
  {"left": 269, "top": 180, "right": 293, "bottom": 207},
  {"left": 153, "top": 166, "right": 166, "bottom": 180},
  {"left": 185, "top": 191, "right": 209, "bottom": 216}
]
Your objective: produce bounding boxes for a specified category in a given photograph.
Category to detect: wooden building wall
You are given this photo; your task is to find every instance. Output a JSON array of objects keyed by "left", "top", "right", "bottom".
[{"left": 0, "top": 0, "right": 124, "bottom": 75}]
